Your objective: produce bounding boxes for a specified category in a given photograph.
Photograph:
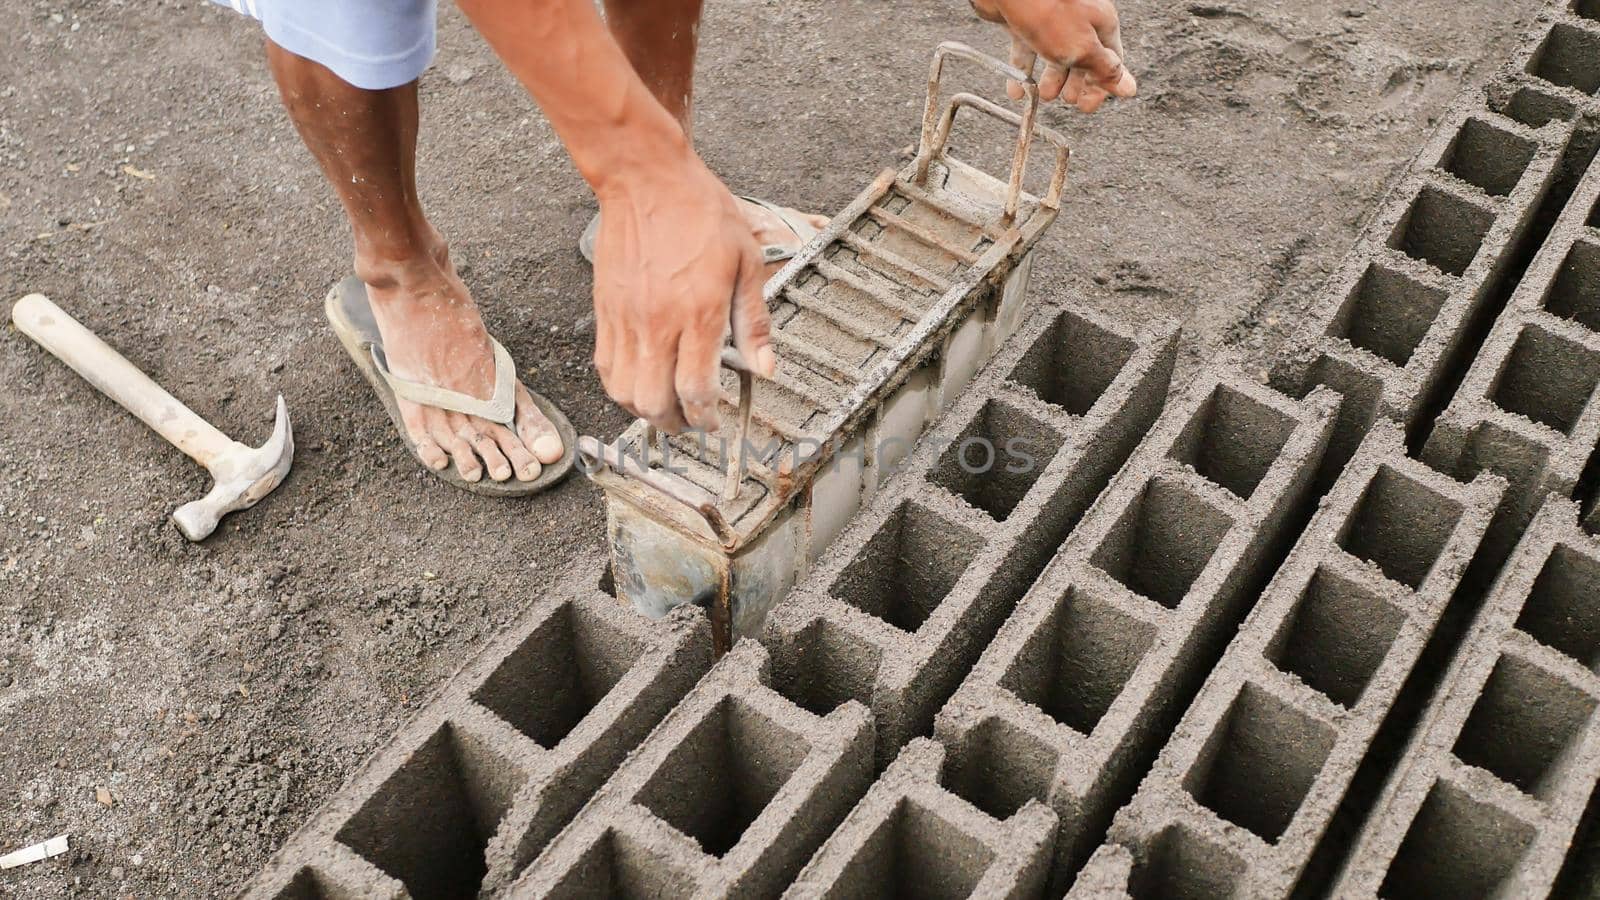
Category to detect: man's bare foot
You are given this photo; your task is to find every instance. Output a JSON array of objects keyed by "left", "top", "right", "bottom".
[
  {"left": 736, "top": 198, "right": 828, "bottom": 277},
  {"left": 356, "top": 237, "right": 564, "bottom": 483}
]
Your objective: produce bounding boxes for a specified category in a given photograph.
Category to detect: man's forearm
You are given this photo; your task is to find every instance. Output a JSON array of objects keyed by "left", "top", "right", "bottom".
[{"left": 455, "top": 0, "right": 690, "bottom": 195}]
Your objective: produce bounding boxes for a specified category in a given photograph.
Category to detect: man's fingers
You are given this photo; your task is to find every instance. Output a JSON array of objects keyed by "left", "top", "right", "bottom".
[
  {"left": 1077, "top": 81, "right": 1110, "bottom": 113},
  {"left": 600, "top": 318, "right": 637, "bottom": 417},
  {"left": 1063, "top": 66, "right": 1085, "bottom": 106},
  {"left": 1007, "top": 35, "right": 1037, "bottom": 101},
  {"left": 1038, "top": 60, "right": 1069, "bottom": 102},
  {"left": 630, "top": 340, "right": 690, "bottom": 434},
  {"left": 729, "top": 245, "right": 776, "bottom": 378},
  {"left": 1104, "top": 21, "right": 1128, "bottom": 68},
  {"left": 1080, "top": 44, "right": 1136, "bottom": 98},
  {"left": 674, "top": 312, "right": 725, "bottom": 433}
]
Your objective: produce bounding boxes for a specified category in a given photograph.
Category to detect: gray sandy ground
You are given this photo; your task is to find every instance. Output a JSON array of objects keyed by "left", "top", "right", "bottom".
[{"left": 0, "top": 0, "right": 1546, "bottom": 895}]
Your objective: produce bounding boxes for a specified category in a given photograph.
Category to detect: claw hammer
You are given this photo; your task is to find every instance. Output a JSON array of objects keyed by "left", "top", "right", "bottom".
[{"left": 11, "top": 294, "right": 294, "bottom": 540}]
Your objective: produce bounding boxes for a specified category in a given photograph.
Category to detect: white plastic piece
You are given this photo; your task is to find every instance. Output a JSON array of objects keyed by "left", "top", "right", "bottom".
[{"left": 0, "top": 834, "right": 69, "bottom": 869}]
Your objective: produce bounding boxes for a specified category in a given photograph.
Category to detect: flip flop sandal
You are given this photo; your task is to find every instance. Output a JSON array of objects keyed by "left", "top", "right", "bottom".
[
  {"left": 324, "top": 275, "right": 577, "bottom": 497},
  {"left": 577, "top": 195, "right": 823, "bottom": 266}
]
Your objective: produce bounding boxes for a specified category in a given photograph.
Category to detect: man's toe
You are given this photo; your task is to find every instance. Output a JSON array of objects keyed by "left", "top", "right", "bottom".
[
  {"left": 489, "top": 423, "right": 543, "bottom": 482},
  {"left": 434, "top": 420, "right": 483, "bottom": 482},
  {"left": 532, "top": 433, "right": 564, "bottom": 465},
  {"left": 461, "top": 424, "right": 513, "bottom": 482},
  {"left": 416, "top": 437, "right": 451, "bottom": 471},
  {"left": 404, "top": 406, "right": 453, "bottom": 471}
]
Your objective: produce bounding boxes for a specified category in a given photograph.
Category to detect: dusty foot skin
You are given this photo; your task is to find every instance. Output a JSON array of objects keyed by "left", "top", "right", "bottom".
[
  {"left": 357, "top": 238, "right": 564, "bottom": 484},
  {"left": 737, "top": 198, "right": 828, "bottom": 276}
]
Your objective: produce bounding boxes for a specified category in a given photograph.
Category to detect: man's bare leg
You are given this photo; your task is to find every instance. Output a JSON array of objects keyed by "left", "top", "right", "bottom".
[
  {"left": 601, "top": 0, "right": 826, "bottom": 261},
  {"left": 267, "top": 41, "right": 563, "bottom": 483}
]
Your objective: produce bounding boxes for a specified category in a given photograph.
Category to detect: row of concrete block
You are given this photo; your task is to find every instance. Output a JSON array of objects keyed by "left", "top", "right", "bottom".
[
  {"left": 1420, "top": 3, "right": 1600, "bottom": 565},
  {"left": 1063, "top": 4, "right": 1600, "bottom": 894},
  {"left": 1070, "top": 489, "right": 1600, "bottom": 899},
  {"left": 1066, "top": 422, "right": 1507, "bottom": 897},
  {"left": 1271, "top": 1, "right": 1600, "bottom": 519}
]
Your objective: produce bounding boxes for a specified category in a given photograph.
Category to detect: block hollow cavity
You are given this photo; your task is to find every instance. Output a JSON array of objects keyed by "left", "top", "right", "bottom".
[
  {"left": 1167, "top": 383, "right": 1298, "bottom": 499},
  {"left": 1452, "top": 653, "right": 1598, "bottom": 799},
  {"left": 1379, "top": 780, "right": 1536, "bottom": 900},
  {"left": 471, "top": 601, "right": 644, "bottom": 749},
  {"left": 1181, "top": 684, "right": 1335, "bottom": 843},
  {"left": 1090, "top": 478, "right": 1234, "bottom": 609},
  {"left": 1387, "top": 185, "right": 1493, "bottom": 277},
  {"left": 1264, "top": 566, "right": 1407, "bottom": 708},
  {"left": 1515, "top": 543, "right": 1600, "bottom": 671},
  {"left": 820, "top": 798, "right": 998, "bottom": 899},
  {"left": 830, "top": 500, "right": 985, "bottom": 632},
  {"left": 999, "top": 585, "right": 1156, "bottom": 736},
  {"left": 1545, "top": 239, "right": 1600, "bottom": 333},
  {"left": 1007, "top": 309, "right": 1136, "bottom": 416},
  {"left": 1528, "top": 23, "right": 1600, "bottom": 94},
  {"left": 1128, "top": 826, "right": 1247, "bottom": 900},
  {"left": 931, "top": 398, "right": 1065, "bottom": 521},
  {"left": 1336, "top": 465, "right": 1464, "bottom": 589},
  {"left": 632, "top": 696, "right": 811, "bottom": 858},
  {"left": 335, "top": 725, "right": 519, "bottom": 899},
  {"left": 1487, "top": 323, "right": 1600, "bottom": 435},
  {"left": 1328, "top": 263, "right": 1449, "bottom": 368},
  {"left": 1437, "top": 116, "right": 1538, "bottom": 197}
]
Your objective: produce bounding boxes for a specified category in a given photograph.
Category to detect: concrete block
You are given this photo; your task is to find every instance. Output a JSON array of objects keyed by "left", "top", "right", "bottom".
[
  {"left": 761, "top": 301, "right": 1178, "bottom": 769},
  {"left": 1067, "top": 423, "right": 1505, "bottom": 896},
  {"left": 239, "top": 565, "right": 713, "bottom": 899},
  {"left": 507, "top": 641, "right": 874, "bottom": 898},
  {"left": 1332, "top": 494, "right": 1600, "bottom": 898},
  {"left": 1272, "top": 80, "right": 1580, "bottom": 492},
  {"left": 933, "top": 367, "right": 1340, "bottom": 889},
  {"left": 1423, "top": 106, "right": 1600, "bottom": 566},
  {"left": 784, "top": 738, "right": 1057, "bottom": 899}
]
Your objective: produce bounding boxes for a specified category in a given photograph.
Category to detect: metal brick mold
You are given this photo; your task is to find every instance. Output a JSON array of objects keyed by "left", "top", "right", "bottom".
[
  {"left": 582, "top": 42, "right": 1074, "bottom": 651},
  {"left": 1331, "top": 494, "right": 1600, "bottom": 898},
  {"left": 1065, "top": 422, "right": 1505, "bottom": 897},
  {"left": 506, "top": 641, "right": 874, "bottom": 898},
  {"left": 760, "top": 300, "right": 1178, "bottom": 769},
  {"left": 931, "top": 368, "right": 1341, "bottom": 889},
  {"left": 241, "top": 567, "right": 713, "bottom": 899},
  {"left": 784, "top": 737, "right": 1058, "bottom": 899}
]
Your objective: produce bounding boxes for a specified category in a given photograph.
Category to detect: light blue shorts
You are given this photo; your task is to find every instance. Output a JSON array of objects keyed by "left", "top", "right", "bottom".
[{"left": 214, "top": 0, "right": 436, "bottom": 90}]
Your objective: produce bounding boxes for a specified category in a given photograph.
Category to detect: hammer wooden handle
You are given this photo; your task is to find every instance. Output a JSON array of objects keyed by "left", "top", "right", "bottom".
[{"left": 12, "top": 294, "right": 238, "bottom": 467}]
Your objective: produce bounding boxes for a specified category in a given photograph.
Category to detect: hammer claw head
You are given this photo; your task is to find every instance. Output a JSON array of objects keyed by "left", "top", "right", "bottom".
[{"left": 170, "top": 395, "right": 294, "bottom": 541}]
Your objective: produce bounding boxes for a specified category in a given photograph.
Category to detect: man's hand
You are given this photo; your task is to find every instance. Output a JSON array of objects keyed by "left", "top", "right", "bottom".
[
  {"left": 455, "top": 0, "right": 777, "bottom": 436},
  {"left": 971, "top": 0, "right": 1136, "bottom": 113},
  {"left": 590, "top": 151, "right": 774, "bottom": 434}
]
